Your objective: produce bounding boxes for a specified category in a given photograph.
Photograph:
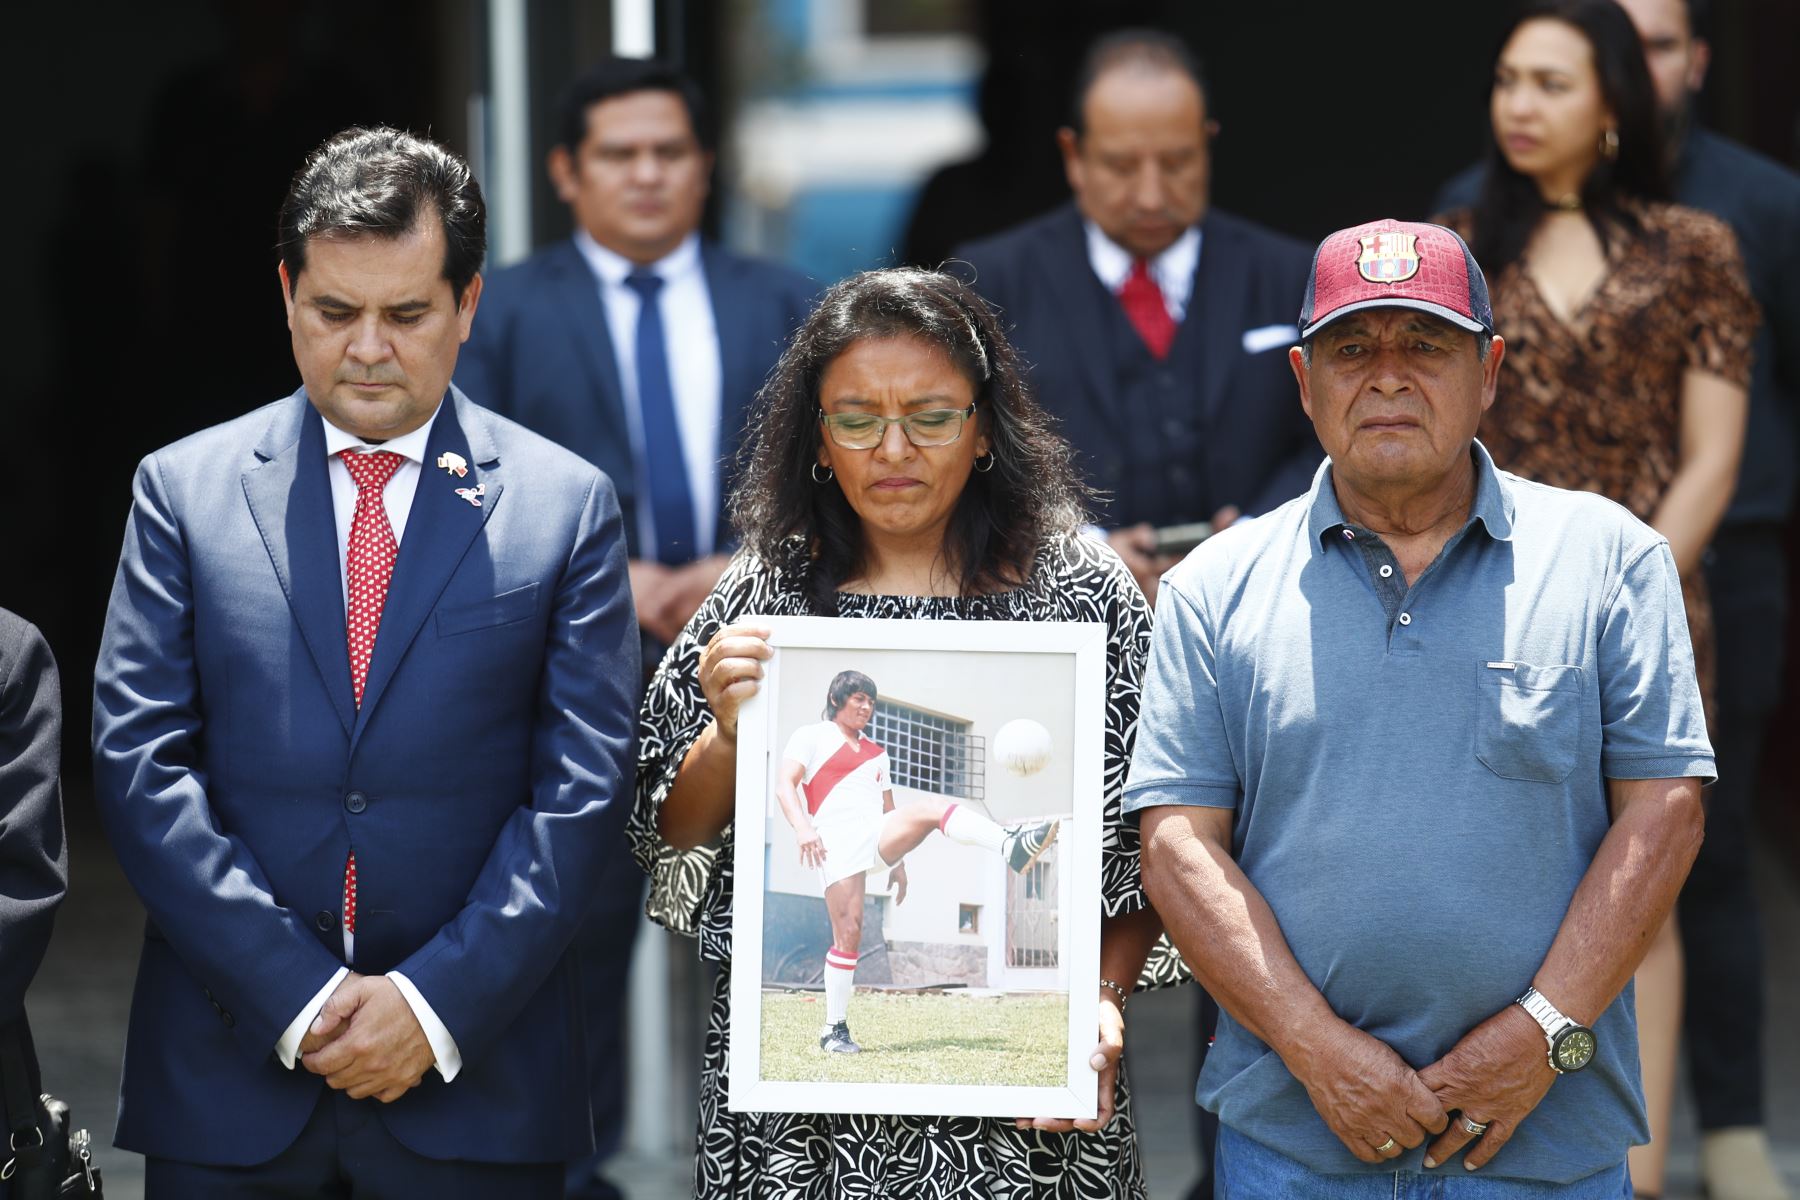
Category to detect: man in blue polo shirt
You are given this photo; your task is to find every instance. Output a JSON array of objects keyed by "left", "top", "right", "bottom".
[{"left": 1127, "top": 219, "right": 1713, "bottom": 1196}]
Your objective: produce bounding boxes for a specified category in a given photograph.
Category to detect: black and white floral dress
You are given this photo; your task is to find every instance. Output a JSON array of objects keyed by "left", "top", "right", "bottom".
[{"left": 627, "top": 534, "right": 1185, "bottom": 1199}]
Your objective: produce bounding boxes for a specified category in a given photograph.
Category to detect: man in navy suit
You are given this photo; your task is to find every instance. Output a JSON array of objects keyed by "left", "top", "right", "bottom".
[
  {"left": 955, "top": 29, "right": 1319, "bottom": 603},
  {"left": 455, "top": 62, "right": 810, "bottom": 1196},
  {"left": 92, "top": 127, "right": 639, "bottom": 1198},
  {"left": 457, "top": 57, "right": 814, "bottom": 648}
]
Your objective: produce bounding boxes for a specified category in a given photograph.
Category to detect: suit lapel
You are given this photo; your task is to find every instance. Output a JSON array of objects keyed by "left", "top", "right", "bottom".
[
  {"left": 241, "top": 393, "right": 356, "bottom": 739},
  {"left": 549, "top": 240, "right": 630, "bottom": 454},
  {"left": 1039, "top": 207, "right": 1130, "bottom": 429},
  {"left": 702, "top": 243, "right": 753, "bottom": 537},
  {"left": 1183, "top": 217, "right": 1253, "bottom": 424},
  {"left": 352, "top": 391, "right": 503, "bottom": 742}
]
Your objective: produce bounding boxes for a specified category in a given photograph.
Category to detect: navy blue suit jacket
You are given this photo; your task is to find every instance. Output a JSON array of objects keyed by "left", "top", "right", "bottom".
[
  {"left": 91, "top": 388, "right": 640, "bottom": 1166},
  {"left": 954, "top": 204, "right": 1320, "bottom": 527},
  {"left": 455, "top": 238, "right": 815, "bottom": 558}
]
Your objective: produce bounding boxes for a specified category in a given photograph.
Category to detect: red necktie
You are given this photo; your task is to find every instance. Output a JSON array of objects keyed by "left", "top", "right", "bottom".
[
  {"left": 1118, "top": 258, "right": 1178, "bottom": 360},
  {"left": 338, "top": 449, "right": 404, "bottom": 944}
]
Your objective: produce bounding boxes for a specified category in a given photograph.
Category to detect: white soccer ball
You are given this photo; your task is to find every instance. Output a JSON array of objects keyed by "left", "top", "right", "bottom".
[{"left": 993, "top": 718, "right": 1054, "bottom": 777}]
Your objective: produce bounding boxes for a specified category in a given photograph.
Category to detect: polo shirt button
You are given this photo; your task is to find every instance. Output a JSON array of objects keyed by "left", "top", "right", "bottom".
[
  {"left": 345, "top": 790, "right": 367, "bottom": 814},
  {"left": 1379, "top": 564, "right": 1394, "bottom": 578},
  {"left": 1399, "top": 612, "right": 1413, "bottom": 625}
]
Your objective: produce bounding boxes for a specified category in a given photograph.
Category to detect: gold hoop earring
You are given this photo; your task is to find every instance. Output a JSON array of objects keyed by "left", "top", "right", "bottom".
[
  {"left": 811, "top": 462, "right": 834, "bottom": 483},
  {"left": 973, "top": 453, "right": 996, "bottom": 473},
  {"left": 1601, "top": 128, "right": 1619, "bottom": 160}
]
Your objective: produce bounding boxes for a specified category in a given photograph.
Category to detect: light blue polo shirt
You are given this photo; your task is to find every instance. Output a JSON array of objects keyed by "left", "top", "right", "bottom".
[{"left": 1124, "top": 443, "right": 1713, "bottom": 1185}]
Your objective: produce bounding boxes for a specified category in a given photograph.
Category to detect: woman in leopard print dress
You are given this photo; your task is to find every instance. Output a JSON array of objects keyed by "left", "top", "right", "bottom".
[
  {"left": 1435, "top": 3, "right": 1756, "bottom": 1195},
  {"left": 626, "top": 268, "right": 1184, "bottom": 1198}
]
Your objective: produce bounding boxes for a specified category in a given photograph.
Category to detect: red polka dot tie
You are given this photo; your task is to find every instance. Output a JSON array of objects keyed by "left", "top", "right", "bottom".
[{"left": 338, "top": 448, "right": 404, "bottom": 943}]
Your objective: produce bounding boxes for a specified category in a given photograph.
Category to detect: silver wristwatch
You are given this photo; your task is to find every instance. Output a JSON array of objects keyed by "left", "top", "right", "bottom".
[{"left": 1515, "top": 986, "right": 1596, "bottom": 1073}]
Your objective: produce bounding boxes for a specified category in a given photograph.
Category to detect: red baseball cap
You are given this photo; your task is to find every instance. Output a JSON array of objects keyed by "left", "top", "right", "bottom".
[{"left": 1298, "top": 219, "right": 1494, "bottom": 340}]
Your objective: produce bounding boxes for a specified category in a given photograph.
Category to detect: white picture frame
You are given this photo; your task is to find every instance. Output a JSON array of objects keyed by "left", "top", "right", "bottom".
[{"left": 728, "top": 615, "right": 1107, "bottom": 1119}]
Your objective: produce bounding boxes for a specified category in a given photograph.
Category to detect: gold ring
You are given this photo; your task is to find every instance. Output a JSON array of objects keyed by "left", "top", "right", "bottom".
[
  {"left": 1375, "top": 1137, "right": 1397, "bottom": 1153},
  {"left": 1460, "top": 1115, "right": 1490, "bottom": 1136}
]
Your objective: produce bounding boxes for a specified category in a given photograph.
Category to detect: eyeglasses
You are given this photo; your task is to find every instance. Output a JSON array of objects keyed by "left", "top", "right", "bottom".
[{"left": 818, "top": 403, "right": 977, "bottom": 450}]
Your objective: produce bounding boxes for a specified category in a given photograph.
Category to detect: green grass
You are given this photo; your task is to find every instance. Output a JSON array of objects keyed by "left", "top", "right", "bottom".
[{"left": 759, "top": 989, "right": 1069, "bottom": 1087}]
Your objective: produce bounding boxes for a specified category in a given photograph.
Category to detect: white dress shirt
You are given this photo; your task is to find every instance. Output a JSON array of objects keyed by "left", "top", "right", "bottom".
[
  {"left": 1082, "top": 220, "right": 1203, "bottom": 321},
  {"left": 573, "top": 228, "right": 723, "bottom": 557},
  {"left": 274, "top": 404, "right": 464, "bottom": 1083}
]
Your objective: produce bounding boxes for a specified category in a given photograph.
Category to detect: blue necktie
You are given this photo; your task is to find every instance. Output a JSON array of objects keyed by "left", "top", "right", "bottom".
[{"left": 624, "top": 270, "right": 697, "bottom": 565}]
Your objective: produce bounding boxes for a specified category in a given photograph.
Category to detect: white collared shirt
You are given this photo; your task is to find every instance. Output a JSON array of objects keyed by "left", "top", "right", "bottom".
[
  {"left": 1082, "top": 220, "right": 1203, "bottom": 321},
  {"left": 573, "top": 229, "right": 723, "bottom": 557},
  {"left": 274, "top": 402, "right": 464, "bottom": 1083}
]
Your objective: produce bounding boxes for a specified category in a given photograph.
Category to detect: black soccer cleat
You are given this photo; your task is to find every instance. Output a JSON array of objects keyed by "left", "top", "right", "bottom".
[
  {"left": 819, "top": 1021, "right": 862, "bottom": 1054},
  {"left": 1003, "top": 818, "right": 1060, "bottom": 873}
]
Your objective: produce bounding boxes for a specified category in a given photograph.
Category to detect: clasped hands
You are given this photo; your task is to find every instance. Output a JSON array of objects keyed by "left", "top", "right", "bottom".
[
  {"left": 1295, "top": 1004, "right": 1555, "bottom": 1172},
  {"left": 297, "top": 972, "right": 436, "bottom": 1103}
]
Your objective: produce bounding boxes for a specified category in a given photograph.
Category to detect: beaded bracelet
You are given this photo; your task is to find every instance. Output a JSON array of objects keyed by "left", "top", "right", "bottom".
[{"left": 1099, "top": 978, "right": 1130, "bottom": 1010}]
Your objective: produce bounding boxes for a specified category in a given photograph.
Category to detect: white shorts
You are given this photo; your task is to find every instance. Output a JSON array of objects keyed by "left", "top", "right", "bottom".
[{"left": 816, "top": 811, "right": 891, "bottom": 887}]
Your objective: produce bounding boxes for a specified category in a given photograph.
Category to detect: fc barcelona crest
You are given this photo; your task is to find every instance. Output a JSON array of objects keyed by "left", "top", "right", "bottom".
[{"left": 1357, "top": 232, "right": 1421, "bottom": 283}]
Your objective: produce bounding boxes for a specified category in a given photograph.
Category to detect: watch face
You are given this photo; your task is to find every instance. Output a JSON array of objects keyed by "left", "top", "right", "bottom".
[{"left": 1554, "top": 1027, "right": 1597, "bottom": 1071}]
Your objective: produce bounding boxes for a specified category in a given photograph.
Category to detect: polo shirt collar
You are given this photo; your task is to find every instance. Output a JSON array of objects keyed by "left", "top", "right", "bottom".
[{"left": 1308, "top": 438, "right": 1515, "bottom": 553}]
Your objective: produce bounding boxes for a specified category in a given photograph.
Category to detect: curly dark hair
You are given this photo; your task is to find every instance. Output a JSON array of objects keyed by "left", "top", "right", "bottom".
[
  {"left": 730, "top": 267, "right": 1090, "bottom": 614},
  {"left": 1468, "top": 0, "right": 1667, "bottom": 274}
]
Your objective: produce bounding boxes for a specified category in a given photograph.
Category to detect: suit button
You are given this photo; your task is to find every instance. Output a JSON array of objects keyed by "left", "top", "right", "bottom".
[
  {"left": 315, "top": 910, "right": 337, "bottom": 932},
  {"left": 345, "top": 790, "right": 367, "bottom": 813},
  {"left": 221, "top": 1010, "right": 237, "bottom": 1029}
]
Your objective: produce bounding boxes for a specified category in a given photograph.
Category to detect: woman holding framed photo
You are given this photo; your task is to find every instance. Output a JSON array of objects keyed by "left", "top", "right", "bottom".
[{"left": 627, "top": 267, "right": 1179, "bottom": 1197}]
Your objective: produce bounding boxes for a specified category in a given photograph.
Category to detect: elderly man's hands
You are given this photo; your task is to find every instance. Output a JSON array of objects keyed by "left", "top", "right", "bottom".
[
  {"left": 1289, "top": 1021, "right": 1449, "bottom": 1164},
  {"left": 300, "top": 974, "right": 436, "bottom": 1103},
  {"left": 1418, "top": 1005, "right": 1556, "bottom": 1171}
]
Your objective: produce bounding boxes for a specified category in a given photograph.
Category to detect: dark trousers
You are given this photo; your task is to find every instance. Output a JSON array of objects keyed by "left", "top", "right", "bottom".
[
  {"left": 144, "top": 1088, "right": 561, "bottom": 1199},
  {"left": 1681, "top": 523, "right": 1787, "bottom": 1129},
  {"left": 564, "top": 832, "right": 647, "bottom": 1200}
]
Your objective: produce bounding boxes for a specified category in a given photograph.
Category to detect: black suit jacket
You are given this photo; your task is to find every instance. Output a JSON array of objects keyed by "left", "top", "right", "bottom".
[
  {"left": 455, "top": 238, "right": 815, "bottom": 559},
  {"left": 0, "top": 610, "right": 65, "bottom": 1098},
  {"left": 955, "top": 204, "right": 1320, "bottom": 528}
]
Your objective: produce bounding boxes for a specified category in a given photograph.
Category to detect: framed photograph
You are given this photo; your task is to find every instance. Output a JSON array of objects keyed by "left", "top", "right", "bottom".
[{"left": 728, "top": 615, "right": 1107, "bottom": 1119}]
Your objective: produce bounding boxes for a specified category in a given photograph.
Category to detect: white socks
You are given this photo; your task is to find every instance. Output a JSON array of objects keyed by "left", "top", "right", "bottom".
[
  {"left": 824, "top": 948, "right": 858, "bottom": 1025},
  {"left": 940, "top": 803, "right": 1006, "bottom": 855}
]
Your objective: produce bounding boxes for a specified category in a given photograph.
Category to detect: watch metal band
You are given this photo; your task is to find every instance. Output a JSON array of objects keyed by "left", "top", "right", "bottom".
[{"left": 1516, "top": 986, "right": 1572, "bottom": 1072}]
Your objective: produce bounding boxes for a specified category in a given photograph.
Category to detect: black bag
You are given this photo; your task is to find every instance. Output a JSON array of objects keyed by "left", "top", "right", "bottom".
[{"left": 0, "top": 1022, "right": 101, "bottom": 1199}]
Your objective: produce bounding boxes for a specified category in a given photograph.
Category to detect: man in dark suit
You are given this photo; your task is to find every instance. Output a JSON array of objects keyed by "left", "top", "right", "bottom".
[
  {"left": 92, "top": 127, "right": 639, "bottom": 1198},
  {"left": 1, "top": 609, "right": 67, "bottom": 1191},
  {"left": 454, "top": 59, "right": 810, "bottom": 1198},
  {"left": 457, "top": 56, "right": 814, "bottom": 647},
  {"left": 954, "top": 29, "right": 1319, "bottom": 602},
  {"left": 1436, "top": 5, "right": 1798, "bottom": 1194}
]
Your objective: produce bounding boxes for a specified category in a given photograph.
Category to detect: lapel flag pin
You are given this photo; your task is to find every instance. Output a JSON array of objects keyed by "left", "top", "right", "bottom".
[
  {"left": 455, "top": 483, "right": 486, "bottom": 508},
  {"left": 437, "top": 451, "right": 469, "bottom": 478}
]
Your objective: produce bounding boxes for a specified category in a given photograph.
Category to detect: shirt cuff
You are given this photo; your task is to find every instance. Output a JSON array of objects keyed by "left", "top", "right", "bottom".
[
  {"left": 388, "top": 971, "right": 463, "bottom": 1082},
  {"left": 275, "top": 966, "right": 350, "bottom": 1069}
]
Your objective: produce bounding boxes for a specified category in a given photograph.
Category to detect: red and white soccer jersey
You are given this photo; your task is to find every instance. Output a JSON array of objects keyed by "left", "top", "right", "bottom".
[{"left": 782, "top": 720, "right": 891, "bottom": 885}]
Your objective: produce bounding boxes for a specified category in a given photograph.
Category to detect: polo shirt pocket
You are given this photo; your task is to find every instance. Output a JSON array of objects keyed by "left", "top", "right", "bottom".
[{"left": 1475, "top": 661, "right": 1584, "bottom": 783}]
